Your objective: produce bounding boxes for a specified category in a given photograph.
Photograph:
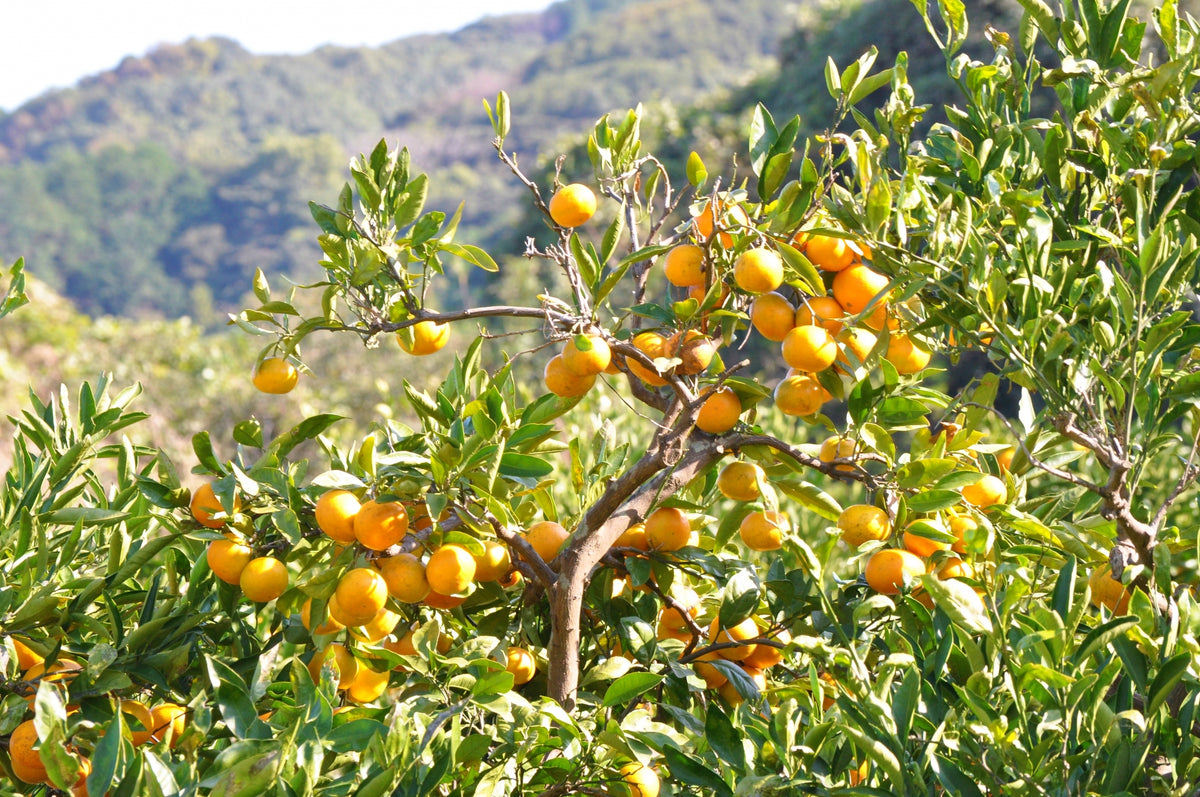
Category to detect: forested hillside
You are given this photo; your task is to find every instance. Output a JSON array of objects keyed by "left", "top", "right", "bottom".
[{"left": 0, "top": 0, "right": 791, "bottom": 317}]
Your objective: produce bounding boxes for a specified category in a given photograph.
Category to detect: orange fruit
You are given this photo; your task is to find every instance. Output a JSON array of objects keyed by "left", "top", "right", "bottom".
[
  {"left": 864, "top": 301, "right": 892, "bottom": 331},
  {"left": 618, "top": 761, "right": 661, "bottom": 797},
  {"left": 645, "top": 506, "right": 691, "bottom": 552},
  {"left": 354, "top": 499, "right": 409, "bottom": 550},
  {"left": 473, "top": 540, "right": 512, "bottom": 582},
  {"left": 795, "top": 295, "right": 845, "bottom": 334},
  {"left": 782, "top": 324, "right": 838, "bottom": 372},
  {"left": 864, "top": 548, "right": 927, "bottom": 595},
  {"left": 961, "top": 474, "right": 1006, "bottom": 508},
  {"left": 804, "top": 234, "right": 855, "bottom": 272},
  {"left": 121, "top": 699, "right": 155, "bottom": 746},
  {"left": 561, "top": 335, "right": 612, "bottom": 377},
  {"left": 334, "top": 568, "right": 389, "bottom": 626},
  {"left": 742, "top": 627, "right": 791, "bottom": 670},
  {"left": 206, "top": 536, "right": 255, "bottom": 585},
  {"left": 506, "top": 646, "right": 537, "bottom": 685},
  {"left": 11, "top": 638, "right": 43, "bottom": 671},
  {"left": 1088, "top": 564, "right": 1130, "bottom": 613},
  {"left": 996, "top": 447, "right": 1015, "bottom": 471},
  {"left": 315, "top": 489, "right": 361, "bottom": 543},
  {"left": 819, "top": 436, "right": 858, "bottom": 471},
  {"left": 774, "top": 372, "right": 831, "bottom": 417},
  {"left": 425, "top": 545, "right": 477, "bottom": 595},
  {"left": 498, "top": 569, "right": 523, "bottom": 589},
  {"left": 614, "top": 522, "right": 649, "bottom": 551},
  {"left": 694, "top": 651, "right": 728, "bottom": 688},
  {"left": 190, "top": 482, "right": 240, "bottom": 529},
  {"left": 308, "top": 643, "right": 359, "bottom": 690},
  {"left": 708, "top": 616, "right": 759, "bottom": 661},
  {"left": 717, "top": 461, "right": 764, "bottom": 501},
  {"left": 669, "top": 329, "right": 716, "bottom": 375},
  {"left": 240, "top": 557, "right": 289, "bottom": 602},
  {"left": 695, "top": 386, "right": 742, "bottom": 434},
  {"left": 424, "top": 590, "right": 467, "bottom": 610},
  {"left": 9, "top": 719, "right": 48, "bottom": 784},
  {"left": 885, "top": 334, "right": 932, "bottom": 374},
  {"left": 627, "top": 331, "right": 671, "bottom": 386},
  {"left": 936, "top": 556, "right": 975, "bottom": 580},
  {"left": 376, "top": 553, "right": 431, "bottom": 603},
  {"left": 346, "top": 665, "right": 391, "bottom": 703},
  {"left": 147, "top": 702, "right": 187, "bottom": 746},
  {"left": 70, "top": 757, "right": 91, "bottom": 797},
  {"left": 664, "top": 244, "right": 706, "bottom": 287},
  {"left": 750, "top": 292, "right": 796, "bottom": 341},
  {"left": 300, "top": 597, "right": 345, "bottom": 635},
  {"left": 694, "top": 198, "right": 749, "bottom": 248},
  {"left": 544, "top": 353, "right": 596, "bottom": 398},
  {"left": 350, "top": 607, "right": 401, "bottom": 644},
  {"left": 398, "top": 319, "right": 450, "bottom": 355},
  {"left": 253, "top": 356, "right": 299, "bottom": 394},
  {"left": 902, "top": 519, "right": 952, "bottom": 558},
  {"left": 734, "top": 247, "right": 784, "bottom": 294},
  {"left": 832, "top": 264, "right": 890, "bottom": 315},
  {"left": 834, "top": 327, "right": 878, "bottom": 372},
  {"left": 523, "top": 520, "right": 570, "bottom": 564},
  {"left": 837, "top": 505, "right": 891, "bottom": 547},
  {"left": 739, "top": 510, "right": 788, "bottom": 551},
  {"left": 656, "top": 587, "right": 700, "bottom": 641},
  {"left": 24, "top": 658, "right": 82, "bottom": 697},
  {"left": 548, "top": 183, "right": 596, "bottom": 228}
]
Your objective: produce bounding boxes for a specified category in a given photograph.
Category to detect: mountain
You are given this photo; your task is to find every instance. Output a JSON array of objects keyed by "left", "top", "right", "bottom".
[{"left": 0, "top": 0, "right": 795, "bottom": 318}]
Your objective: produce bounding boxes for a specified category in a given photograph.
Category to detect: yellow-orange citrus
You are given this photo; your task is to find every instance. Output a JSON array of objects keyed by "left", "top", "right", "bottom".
[
  {"left": 473, "top": 539, "right": 512, "bottom": 582},
  {"left": 645, "top": 506, "right": 691, "bottom": 552},
  {"left": 121, "top": 699, "right": 155, "bottom": 746},
  {"left": 11, "top": 638, "right": 43, "bottom": 671},
  {"left": 774, "top": 372, "right": 830, "bottom": 417},
  {"left": 354, "top": 499, "right": 409, "bottom": 550},
  {"left": 300, "top": 597, "right": 345, "bottom": 635},
  {"left": 350, "top": 607, "right": 401, "bottom": 644},
  {"left": 308, "top": 643, "right": 358, "bottom": 690},
  {"left": 346, "top": 665, "right": 391, "bottom": 703},
  {"left": 253, "top": 357, "right": 299, "bottom": 394},
  {"left": 694, "top": 198, "right": 749, "bottom": 248},
  {"left": 864, "top": 548, "right": 926, "bottom": 595},
  {"left": 561, "top": 335, "right": 612, "bottom": 377},
  {"left": 750, "top": 292, "right": 796, "bottom": 341},
  {"left": 948, "top": 513, "right": 982, "bottom": 555},
  {"left": 523, "top": 520, "right": 570, "bottom": 563},
  {"left": 147, "top": 703, "right": 187, "bottom": 746},
  {"left": 315, "top": 489, "right": 361, "bottom": 543},
  {"left": 506, "top": 646, "right": 537, "bottom": 685},
  {"left": 936, "top": 556, "right": 975, "bottom": 580},
  {"left": 669, "top": 329, "right": 716, "bottom": 375},
  {"left": 961, "top": 474, "right": 1006, "bottom": 508},
  {"left": 693, "top": 651, "right": 728, "bottom": 688},
  {"left": 207, "top": 536, "right": 255, "bottom": 585},
  {"left": 397, "top": 320, "right": 450, "bottom": 355},
  {"left": 834, "top": 327, "right": 878, "bottom": 372},
  {"left": 796, "top": 295, "right": 845, "bottom": 334},
  {"left": 837, "top": 505, "right": 891, "bottom": 547},
  {"left": 618, "top": 762, "right": 661, "bottom": 797},
  {"left": 663, "top": 244, "right": 706, "bottom": 287},
  {"left": 804, "top": 234, "right": 855, "bottom": 272},
  {"left": 742, "top": 627, "right": 790, "bottom": 670},
  {"left": 240, "top": 557, "right": 289, "bottom": 602},
  {"left": 885, "top": 334, "right": 932, "bottom": 374},
  {"left": 1089, "top": 564, "right": 1131, "bottom": 613},
  {"left": 544, "top": 353, "right": 596, "bottom": 397},
  {"left": 548, "top": 183, "right": 596, "bottom": 228},
  {"left": 9, "top": 720, "right": 48, "bottom": 784},
  {"left": 614, "top": 522, "right": 649, "bottom": 551},
  {"left": 902, "top": 519, "right": 952, "bottom": 558},
  {"left": 832, "top": 263, "right": 890, "bottom": 315},
  {"left": 708, "top": 616, "right": 759, "bottom": 661},
  {"left": 190, "top": 482, "right": 240, "bottom": 529},
  {"left": 656, "top": 587, "right": 699, "bottom": 641},
  {"left": 819, "top": 436, "right": 858, "bottom": 471},
  {"left": 377, "top": 553, "right": 431, "bottom": 603},
  {"left": 425, "top": 544, "right": 477, "bottom": 595},
  {"left": 782, "top": 324, "right": 838, "bottom": 372},
  {"left": 334, "top": 567, "right": 390, "bottom": 627},
  {"left": 424, "top": 590, "right": 467, "bottom": 610},
  {"left": 734, "top": 247, "right": 784, "bottom": 294},
  {"left": 739, "top": 510, "right": 788, "bottom": 551},
  {"left": 626, "top": 331, "right": 671, "bottom": 386},
  {"left": 717, "top": 461, "right": 764, "bottom": 502},
  {"left": 695, "top": 386, "right": 742, "bottom": 434}
]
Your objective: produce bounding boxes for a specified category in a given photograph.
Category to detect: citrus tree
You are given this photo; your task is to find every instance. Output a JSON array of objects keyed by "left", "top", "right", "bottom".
[{"left": 3, "top": 1, "right": 1200, "bottom": 795}]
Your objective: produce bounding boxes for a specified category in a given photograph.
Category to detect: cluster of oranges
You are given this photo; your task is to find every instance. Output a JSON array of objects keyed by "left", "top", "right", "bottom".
[{"left": 1, "top": 639, "right": 188, "bottom": 792}]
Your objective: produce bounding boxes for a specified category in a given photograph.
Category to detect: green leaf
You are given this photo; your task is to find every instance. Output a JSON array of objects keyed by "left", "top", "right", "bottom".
[
  {"left": 705, "top": 704, "right": 746, "bottom": 770},
  {"left": 394, "top": 173, "right": 429, "bottom": 230},
  {"left": 896, "top": 458, "right": 958, "bottom": 489},
  {"left": 776, "top": 240, "right": 824, "bottom": 297},
  {"left": 774, "top": 481, "right": 842, "bottom": 521},
  {"left": 192, "top": 431, "right": 224, "bottom": 474},
  {"left": 602, "top": 672, "right": 663, "bottom": 707},
  {"left": 686, "top": 151, "right": 708, "bottom": 188},
  {"left": 440, "top": 242, "right": 498, "bottom": 272},
  {"left": 1146, "top": 652, "right": 1190, "bottom": 717},
  {"left": 662, "top": 746, "right": 734, "bottom": 797},
  {"left": 718, "top": 569, "right": 761, "bottom": 628},
  {"left": 922, "top": 576, "right": 993, "bottom": 635},
  {"left": 906, "top": 489, "right": 962, "bottom": 513},
  {"left": 498, "top": 452, "right": 554, "bottom": 482}
]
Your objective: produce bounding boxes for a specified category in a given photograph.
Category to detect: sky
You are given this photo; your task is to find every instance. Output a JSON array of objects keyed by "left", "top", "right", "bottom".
[{"left": 0, "top": 1, "right": 556, "bottom": 111}]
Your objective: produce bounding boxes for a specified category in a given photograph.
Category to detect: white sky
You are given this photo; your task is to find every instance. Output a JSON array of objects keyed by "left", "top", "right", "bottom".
[{"left": 0, "top": 1, "right": 556, "bottom": 111}]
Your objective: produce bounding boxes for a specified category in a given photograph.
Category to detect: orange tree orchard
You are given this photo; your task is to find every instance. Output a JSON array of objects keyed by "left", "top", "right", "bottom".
[{"left": 4, "top": 1, "right": 1200, "bottom": 795}]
